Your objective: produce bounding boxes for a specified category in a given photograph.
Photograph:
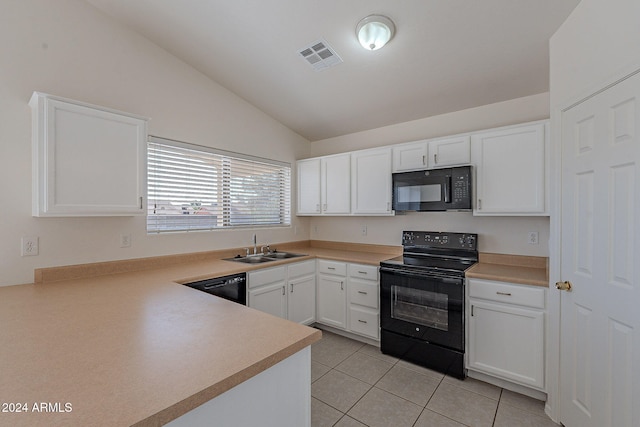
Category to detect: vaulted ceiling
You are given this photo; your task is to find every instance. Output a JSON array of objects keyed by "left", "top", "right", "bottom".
[{"left": 85, "top": 0, "right": 581, "bottom": 141}]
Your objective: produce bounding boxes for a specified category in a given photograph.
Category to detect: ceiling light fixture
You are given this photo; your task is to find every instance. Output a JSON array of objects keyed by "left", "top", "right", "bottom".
[{"left": 356, "top": 14, "right": 395, "bottom": 51}]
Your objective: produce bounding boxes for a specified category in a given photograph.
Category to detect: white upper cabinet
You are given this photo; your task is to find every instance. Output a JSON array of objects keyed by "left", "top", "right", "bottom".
[
  {"left": 30, "top": 92, "right": 148, "bottom": 217},
  {"left": 297, "top": 154, "right": 350, "bottom": 215},
  {"left": 471, "top": 121, "right": 549, "bottom": 216},
  {"left": 351, "top": 147, "right": 393, "bottom": 215},
  {"left": 296, "top": 158, "right": 322, "bottom": 214},
  {"left": 322, "top": 154, "right": 351, "bottom": 214},
  {"left": 427, "top": 136, "right": 470, "bottom": 168},
  {"left": 392, "top": 135, "right": 470, "bottom": 172},
  {"left": 392, "top": 140, "right": 428, "bottom": 172}
]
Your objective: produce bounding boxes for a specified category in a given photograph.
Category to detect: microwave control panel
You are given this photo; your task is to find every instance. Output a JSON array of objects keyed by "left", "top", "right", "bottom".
[{"left": 451, "top": 168, "right": 471, "bottom": 204}]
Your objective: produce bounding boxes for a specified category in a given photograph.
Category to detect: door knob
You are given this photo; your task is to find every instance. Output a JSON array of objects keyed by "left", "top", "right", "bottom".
[{"left": 555, "top": 281, "right": 572, "bottom": 291}]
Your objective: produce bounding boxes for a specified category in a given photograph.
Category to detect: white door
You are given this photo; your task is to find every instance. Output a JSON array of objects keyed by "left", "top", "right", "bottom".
[{"left": 559, "top": 71, "right": 640, "bottom": 427}]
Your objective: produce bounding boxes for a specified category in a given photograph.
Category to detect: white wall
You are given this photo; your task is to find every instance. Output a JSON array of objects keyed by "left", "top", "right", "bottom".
[
  {"left": 550, "top": 0, "right": 640, "bottom": 109},
  {"left": 0, "top": 0, "right": 311, "bottom": 287},
  {"left": 307, "top": 94, "right": 552, "bottom": 256},
  {"left": 309, "top": 93, "right": 550, "bottom": 157}
]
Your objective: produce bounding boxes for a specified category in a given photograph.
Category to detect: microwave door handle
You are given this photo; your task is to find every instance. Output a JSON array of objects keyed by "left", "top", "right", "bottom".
[{"left": 443, "top": 176, "right": 452, "bottom": 203}]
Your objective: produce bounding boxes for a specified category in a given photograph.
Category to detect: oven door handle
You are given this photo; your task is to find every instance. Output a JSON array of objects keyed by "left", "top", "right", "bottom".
[{"left": 380, "top": 267, "right": 462, "bottom": 285}]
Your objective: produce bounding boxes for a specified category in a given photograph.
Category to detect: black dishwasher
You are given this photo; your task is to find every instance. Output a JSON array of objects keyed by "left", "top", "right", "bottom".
[{"left": 183, "top": 272, "right": 246, "bottom": 305}]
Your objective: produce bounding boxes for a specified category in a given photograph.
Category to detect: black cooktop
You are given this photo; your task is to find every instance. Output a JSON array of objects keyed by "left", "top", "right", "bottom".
[{"left": 380, "top": 231, "right": 478, "bottom": 277}]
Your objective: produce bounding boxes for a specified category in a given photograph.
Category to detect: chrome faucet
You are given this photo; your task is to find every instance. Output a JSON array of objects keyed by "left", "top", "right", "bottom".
[{"left": 252, "top": 234, "right": 257, "bottom": 255}]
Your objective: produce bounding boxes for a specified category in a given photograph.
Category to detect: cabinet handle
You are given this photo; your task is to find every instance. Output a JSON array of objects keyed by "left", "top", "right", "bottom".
[
  {"left": 358, "top": 319, "right": 367, "bottom": 324},
  {"left": 478, "top": 199, "right": 482, "bottom": 210},
  {"left": 422, "top": 155, "right": 426, "bottom": 165},
  {"left": 316, "top": 204, "right": 320, "bottom": 212},
  {"left": 434, "top": 153, "right": 438, "bottom": 164},
  {"left": 328, "top": 267, "right": 336, "bottom": 270},
  {"left": 340, "top": 281, "right": 344, "bottom": 290},
  {"left": 471, "top": 305, "right": 474, "bottom": 316},
  {"left": 496, "top": 292, "right": 512, "bottom": 296},
  {"left": 282, "top": 286, "right": 285, "bottom": 296},
  {"left": 358, "top": 291, "right": 367, "bottom": 295},
  {"left": 323, "top": 203, "right": 327, "bottom": 211},
  {"left": 358, "top": 271, "right": 367, "bottom": 274},
  {"left": 140, "top": 196, "right": 143, "bottom": 209},
  {"left": 290, "top": 283, "right": 294, "bottom": 293}
]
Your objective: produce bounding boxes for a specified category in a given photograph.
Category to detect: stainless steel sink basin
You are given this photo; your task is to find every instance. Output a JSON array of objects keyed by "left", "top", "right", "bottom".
[
  {"left": 223, "top": 256, "right": 276, "bottom": 264},
  {"left": 263, "top": 252, "right": 306, "bottom": 259},
  {"left": 223, "top": 251, "right": 306, "bottom": 264}
]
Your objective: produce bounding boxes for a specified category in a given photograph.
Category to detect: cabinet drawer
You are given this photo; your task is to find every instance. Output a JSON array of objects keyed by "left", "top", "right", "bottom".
[
  {"left": 318, "top": 260, "right": 347, "bottom": 276},
  {"left": 349, "top": 281, "right": 378, "bottom": 309},
  {"left": 349, "top": 306, "right": 379, "bottom": 339},
  {"left": 248, "top": 266, "right": 286, "bottom": 289},
  {"left": 468, "top": 279, "right": 545, "bottom": 309},
  {"left": 288, "top": 260, "right": 315, "bottom": 279},
  {"left": 348, "top": 264, "right": 378, "bottom": 281}
]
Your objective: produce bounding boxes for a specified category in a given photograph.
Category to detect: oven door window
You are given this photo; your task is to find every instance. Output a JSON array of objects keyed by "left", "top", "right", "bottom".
[{"left": 391, "top": 285, "right": 449, "bottom": 331}]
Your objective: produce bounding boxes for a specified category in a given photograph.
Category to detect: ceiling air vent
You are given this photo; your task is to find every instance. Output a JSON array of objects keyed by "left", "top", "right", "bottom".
[{"left": 298, "top": 39, "right": 343, "bottom": 71}]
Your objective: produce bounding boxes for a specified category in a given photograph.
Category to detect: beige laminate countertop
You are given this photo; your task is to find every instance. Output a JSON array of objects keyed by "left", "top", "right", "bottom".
[
  {"left": 465, "top": 253, "right": 549, "bottom": 287},
  {"left": 0, "top": 243, "right": 397, "bottom": 427}
]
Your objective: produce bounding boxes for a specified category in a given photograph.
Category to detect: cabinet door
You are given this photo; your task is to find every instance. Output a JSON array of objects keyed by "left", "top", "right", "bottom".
[
  {"left": 428, "top": 136, "right": 470, "bottom": 168},
  {"left": 30, "top": 93, "right": 147, "bottom": 216},
  {"left": 392, "top": 140, "right": 428, "bottom": 172},
  {"left": 322, "top": 154, "right": 351, "bottom": 214},
  {"left": 468, "top": 300, "right": 545, "bottom": 389},
  {"left": 471, "top": 122, "right": 547, "bottom": 215},
  {"left": 317, "top": 274, "right": 346, "bottom": 329},
  {"left": 288, "top": 274, "right": 316, "bottom": 325},
  {"left": 296, "top": 158, "right": 321, "bottom": 215},
  {"left": 351, "top": 148, "right": 393, "bottom": 215},
  {"left": 248, "top": 282, "right": 287, "bottom": 319}
]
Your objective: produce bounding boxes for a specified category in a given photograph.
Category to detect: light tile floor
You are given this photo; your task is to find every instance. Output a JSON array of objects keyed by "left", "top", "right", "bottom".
[{"left": 311, "top": 329, "right": 559, "bottom": 427}]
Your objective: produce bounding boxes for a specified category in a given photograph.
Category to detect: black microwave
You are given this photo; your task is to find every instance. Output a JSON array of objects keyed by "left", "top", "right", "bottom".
[{"left": 392, "top": 166, "right": 472, "bottom": 212}]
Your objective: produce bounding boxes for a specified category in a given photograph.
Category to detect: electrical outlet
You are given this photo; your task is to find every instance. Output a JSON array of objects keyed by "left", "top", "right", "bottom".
[
  {"left": 361, "top": 225, "right": 367, "bottom": 236},
  {"left": 21, "top": 236, "right": 39, "bottom": 256},
  {"left": 120, "top": 234, "right": 131, "bottom": 248},
  {"left": 527, "top": 231, "right": 539, "bottom": 245}
]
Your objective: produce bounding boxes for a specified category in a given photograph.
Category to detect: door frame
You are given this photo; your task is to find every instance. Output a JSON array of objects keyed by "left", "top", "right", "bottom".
[{"left": 547, "top": 61, "right": 640, "bottom": 424}]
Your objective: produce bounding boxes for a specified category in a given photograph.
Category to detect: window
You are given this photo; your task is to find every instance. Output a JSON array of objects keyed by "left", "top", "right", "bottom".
[{"left": 147, "top": 136, "right": 291, "bottom": 233}]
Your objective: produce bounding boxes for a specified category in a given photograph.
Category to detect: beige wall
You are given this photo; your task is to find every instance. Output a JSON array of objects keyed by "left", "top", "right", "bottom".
[
  {"left": 0, "top": 0, "right": 311, "bottom": 287},
  {"left": 306, "top": 94, "right": 552, "bottom": 256}
]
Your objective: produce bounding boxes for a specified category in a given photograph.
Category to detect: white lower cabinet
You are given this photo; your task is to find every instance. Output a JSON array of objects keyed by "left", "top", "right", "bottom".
[
  {"left": 248, "top": 266, "right": 287, "bottom": 319},
  {"left": 316, "top": 260, "right": 380, "bottom": 341},
  {"left": 347, "top": 264, "right": 379, "bottom": 340},
  {"left": 248, "top": 260, "right": 316, "bottom": 324},
  {"left": 249, "top": 281, "right": 287, "bottom": 319},
  {"left": 467, "top": 278, "right": 546, "bottom": 390},
  {"left": 287, "top": 261, "right": 316, "bottom": 325},
  {"left": 317, "top": 260, "right": 347, "bottom": 329}
]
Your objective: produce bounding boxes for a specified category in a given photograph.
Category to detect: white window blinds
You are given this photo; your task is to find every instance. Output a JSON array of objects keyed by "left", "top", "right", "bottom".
[{"left": 147, "top": 136, "right": 291, "bottom": 233}]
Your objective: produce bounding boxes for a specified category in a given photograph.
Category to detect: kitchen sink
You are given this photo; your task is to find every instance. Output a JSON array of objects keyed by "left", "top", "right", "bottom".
[
  {"left": 263, "top": 251, "right": 306, "bottom": 259},
  {"left": 223, "top": 256, "right": 276, "bottom": 264},
  {"left": 223, "top": 251, "right": 306, "bottom": 264}
]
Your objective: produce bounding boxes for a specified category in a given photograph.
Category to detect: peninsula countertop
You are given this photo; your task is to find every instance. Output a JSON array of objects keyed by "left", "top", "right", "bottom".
[
  {"left": 0, "top": 241, "right": 400, "bottom": 426},
  {"left": 0, "top": 266, "right": 321, "bottom": 426}
]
